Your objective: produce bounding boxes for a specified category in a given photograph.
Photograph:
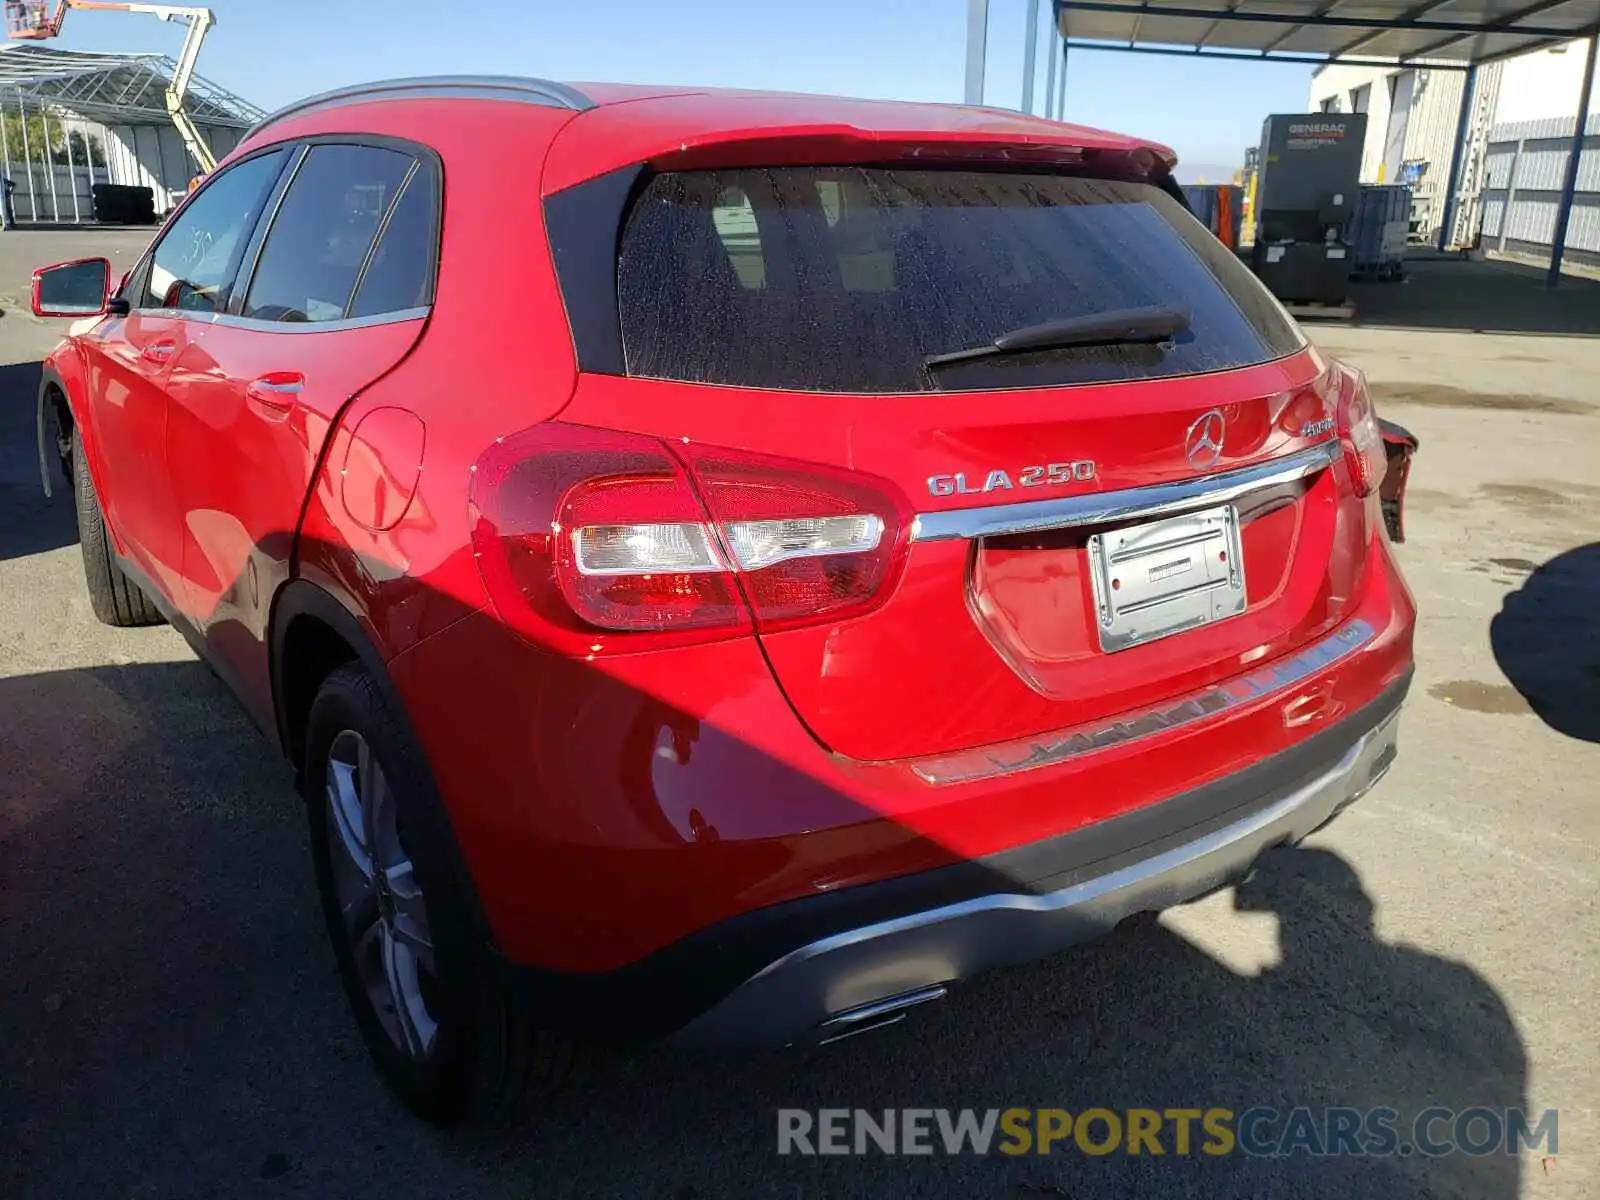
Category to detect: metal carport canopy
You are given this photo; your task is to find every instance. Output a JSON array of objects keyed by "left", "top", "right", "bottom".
[
  {"left": 1054, "top": 0, "right": 1600, "bottom": 69},
  {"left": 966, "top": 0, "right": 1600, "bottom": 286}
]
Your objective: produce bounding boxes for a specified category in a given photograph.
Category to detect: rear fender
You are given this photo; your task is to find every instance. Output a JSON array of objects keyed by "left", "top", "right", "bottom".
[{"left": 268, "top": 576, "right": 498, "bottom": 951}]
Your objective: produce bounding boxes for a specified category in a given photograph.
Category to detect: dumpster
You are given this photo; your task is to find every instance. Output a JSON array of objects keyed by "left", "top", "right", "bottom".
[{"left": 1346, "top": 184, "right": 1410, "bottom": 280}]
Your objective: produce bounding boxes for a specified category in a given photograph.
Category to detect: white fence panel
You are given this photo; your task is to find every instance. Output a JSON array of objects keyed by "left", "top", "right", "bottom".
[{"left": 1477, "top": 111, "right": 1600, "bottom": 259}]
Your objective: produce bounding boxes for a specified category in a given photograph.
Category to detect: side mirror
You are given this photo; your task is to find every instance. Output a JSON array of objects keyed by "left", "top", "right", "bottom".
[{"left": 31, "top": 257, "right": 111, "bottom": 318}]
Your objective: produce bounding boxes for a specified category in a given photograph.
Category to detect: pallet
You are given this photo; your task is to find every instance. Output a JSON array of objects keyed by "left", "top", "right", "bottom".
[{"left": 1282, "top": 299, "right": 1357, "bottom": 321}]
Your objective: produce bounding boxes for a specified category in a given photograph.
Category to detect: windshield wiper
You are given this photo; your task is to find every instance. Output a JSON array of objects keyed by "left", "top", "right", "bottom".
[{"left": 924, "top": 305, "right": 1192, "bottom": 370}]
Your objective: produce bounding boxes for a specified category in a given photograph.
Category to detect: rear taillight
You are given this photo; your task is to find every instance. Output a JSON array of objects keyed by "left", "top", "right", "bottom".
[
  {"left": 469, "top": 424, "right": 910, "bottom": 648},
  {"left": 676, "top": 446, "right": 908, "bottom": 631},
  {"left": 555, "top": 470, "right": 748, "bottom": 632},
  {"left": 1333, "top": 364, "right": 1385, "bottom": 498}
]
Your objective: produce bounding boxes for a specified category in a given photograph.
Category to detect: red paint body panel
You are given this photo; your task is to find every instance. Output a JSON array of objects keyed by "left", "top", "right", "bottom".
[
  {"left": 542, "top": 91, "right": 1173, "bottom": 193},
  {"left": 341, "top": 407, "right": 426, "bottom": 532},
  {"left": 557, "top": 350, "right": 1363, "bottom": 762},
  {"left": 392, "top": 529, "right": 1413, "bottom": 971},
  {"left": 283, "top": 100, "right": 582, "bottom": 670},
  {"left": 36, "top": 83, "right": 1417, "bottom": 990},
  {"left": 164, "top": 317, "right": 426, "bottom": 732},
  {"left": 75, "top": 311, "right": 201, "bottom": 599},
  {"left": 128, "top": 99, "right": 578, "bottom": 741}
]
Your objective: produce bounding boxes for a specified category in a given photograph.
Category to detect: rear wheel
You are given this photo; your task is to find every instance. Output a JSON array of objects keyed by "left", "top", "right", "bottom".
[
  {"left": 303, "top": 663, "right": 575, "bottom": 1126},
  {"left": 72, "top": 431, "right": 163, "bottom": 627}
]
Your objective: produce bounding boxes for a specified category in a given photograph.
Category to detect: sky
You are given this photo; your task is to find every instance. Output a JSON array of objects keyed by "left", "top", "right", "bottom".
[{"left": 43, "top": 0, "right": 1321, "bottom": 178}]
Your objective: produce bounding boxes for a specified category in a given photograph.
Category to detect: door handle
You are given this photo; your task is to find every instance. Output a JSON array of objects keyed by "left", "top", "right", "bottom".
[
  {"left": 140, "top": 339, "right": 176, "bottom": 365},
  {"left": 246, "top": 372, "right": 304, "bottom": 417}
]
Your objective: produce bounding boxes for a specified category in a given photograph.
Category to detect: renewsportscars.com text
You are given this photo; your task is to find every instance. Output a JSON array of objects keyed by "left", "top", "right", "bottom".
[{"left": 776, "top": 1107, "right": 1559, "bottom": 1158}]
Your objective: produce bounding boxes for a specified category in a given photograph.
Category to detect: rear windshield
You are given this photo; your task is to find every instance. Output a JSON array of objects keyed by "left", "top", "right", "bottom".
[{"left": 615, "top": 167, "right": 1304, "bottom": 393}]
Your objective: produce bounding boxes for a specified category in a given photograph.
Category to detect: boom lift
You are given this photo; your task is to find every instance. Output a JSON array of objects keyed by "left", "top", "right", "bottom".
[{"left": 6, "top": 1, "right": 218, "bottom": 176}]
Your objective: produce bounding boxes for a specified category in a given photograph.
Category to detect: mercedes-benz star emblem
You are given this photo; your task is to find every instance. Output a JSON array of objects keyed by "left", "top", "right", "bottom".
[{"left": 1184, "top": 409, "right": 1226, "bottom": 469}]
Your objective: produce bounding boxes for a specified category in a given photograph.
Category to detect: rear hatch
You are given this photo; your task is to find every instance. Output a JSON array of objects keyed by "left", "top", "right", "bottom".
[{"left": 551, "top": 162, "right": 1370, "bottom": 763}]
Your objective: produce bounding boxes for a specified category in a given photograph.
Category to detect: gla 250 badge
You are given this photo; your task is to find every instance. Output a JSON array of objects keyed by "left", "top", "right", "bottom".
[{"left": 927, "top": 461, "right": 1097, "bottom": 497}]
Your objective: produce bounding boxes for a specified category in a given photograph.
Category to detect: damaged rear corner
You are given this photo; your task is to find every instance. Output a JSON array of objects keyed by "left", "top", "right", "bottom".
[{"left": 1378, "top": 418, "right": 1418, "bottom": 543}]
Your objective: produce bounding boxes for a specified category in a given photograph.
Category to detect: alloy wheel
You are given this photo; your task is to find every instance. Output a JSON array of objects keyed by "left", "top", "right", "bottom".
[{"left": 324, "top": 729, "right": 439, "bottom": 1061}]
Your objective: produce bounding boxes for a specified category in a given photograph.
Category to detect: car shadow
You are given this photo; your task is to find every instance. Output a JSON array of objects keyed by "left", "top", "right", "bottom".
[
  {"left": 0, "top": 654, "right": 1530, "bottom": 1199},
  {"left": 1490, "top": 541, "right": 1600, "bottom": 744},
  {"left": 0, "top": 358, "right": 76, "bottom": 562},
  {"left": 502, "top": 846, "right": 1527, "bottom": 1199},
  {"left": 1343, "top": 253, "right": 1600, "bottom": 337}
]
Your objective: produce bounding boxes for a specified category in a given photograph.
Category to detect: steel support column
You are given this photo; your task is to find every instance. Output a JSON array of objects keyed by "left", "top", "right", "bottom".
[
  {"left": 965, "top": 0, "right": 989, "bottom": 106},
  {"left": 1058, "top": 35, "right": 1070, "bottom": 118},
  {"left": 63, "top": 118, "right": 80, "bottom": 222},
  {"left": 17, "top": 91, "right": 32, "bottom": 223},
  {"left": 0, "top": 99, "right": 11, "bottom": 199},
  {"left": 1548, "top": 30, "right": 1598, "bottom": 287},
  {"left": 1500, "top": 134, "right": 1525, "bottom": 252},
  {"left": 1044, "top": 12, "right": 1059, "bottom": 121},
  {"left": 1023, "top": 0, "right": 1040, "bottom": 113},
  {"left": 42, "top": 110, "right": 59, "bottom": 222},
  {"left": 1436, "top": 64, "right": 1477, "bottom": 251}
]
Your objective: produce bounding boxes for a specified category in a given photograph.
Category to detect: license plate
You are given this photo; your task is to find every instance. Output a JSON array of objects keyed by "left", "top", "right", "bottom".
[{"left": 1086, "top": 504, "right": 1246, "bottom": 653}]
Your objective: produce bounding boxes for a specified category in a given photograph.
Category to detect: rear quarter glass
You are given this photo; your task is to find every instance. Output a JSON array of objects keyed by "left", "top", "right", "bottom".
[{"left": 605, "top": 167, "right": 1304, "bottom": 393}]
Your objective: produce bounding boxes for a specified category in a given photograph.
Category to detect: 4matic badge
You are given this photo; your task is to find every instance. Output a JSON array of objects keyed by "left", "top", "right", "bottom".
[{"left": 927, "top": 461, "right": 1096, "bottom": 497}]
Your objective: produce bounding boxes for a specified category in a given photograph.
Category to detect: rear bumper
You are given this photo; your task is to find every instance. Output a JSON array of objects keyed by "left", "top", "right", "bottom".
[
  {"left": 671, "top": 671, "right": 1406, "bottom": 1046},
  {"left": 502, "top": 666, "right": 1410, "bottom": 1046}
]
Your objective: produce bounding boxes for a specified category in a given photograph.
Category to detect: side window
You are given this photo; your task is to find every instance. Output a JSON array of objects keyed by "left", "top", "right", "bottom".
[
  {"left": 242, "top": 144, "right": 415, "bottom": 323},
  {"left": 142, "top": 150, "right": 286, "bottom": 313},
  {"left": 348, "top": 165, "right": 438, "bottom": 318}
]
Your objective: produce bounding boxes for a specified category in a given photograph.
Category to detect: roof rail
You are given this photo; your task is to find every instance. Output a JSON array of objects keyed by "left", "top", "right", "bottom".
[{"left": 244, "top": 75, "right": 593, "bottom": 140}]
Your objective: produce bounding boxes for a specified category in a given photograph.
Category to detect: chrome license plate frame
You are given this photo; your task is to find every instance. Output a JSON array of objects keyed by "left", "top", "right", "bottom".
[{"left": 1086, "top": 503, "right": 1247, "bottom": 653}]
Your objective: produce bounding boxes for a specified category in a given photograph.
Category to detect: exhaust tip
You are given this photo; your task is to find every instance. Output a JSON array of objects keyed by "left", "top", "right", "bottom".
[{"left": 814, "top": 984, "right": 949, "bottom": 1047}]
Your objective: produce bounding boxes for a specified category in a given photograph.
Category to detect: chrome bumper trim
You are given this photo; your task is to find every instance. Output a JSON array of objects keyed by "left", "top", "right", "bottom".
[
  {"left": 909, "top": 440, "right": 1340, "bottom": 543},
  {"left": 668, "top": 703, "right": 1402, "bottom": 1049},
  {"left": 910, "top": 617, "right": 1376, "bottom": 786}
]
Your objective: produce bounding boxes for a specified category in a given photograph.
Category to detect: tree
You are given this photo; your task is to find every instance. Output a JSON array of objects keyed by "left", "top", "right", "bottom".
[
  {"left": 65, "top": 129, "right": 106, "bottom": 167},
  {"left": 0, "top": 110, "right": 106, "bottom": 168}
]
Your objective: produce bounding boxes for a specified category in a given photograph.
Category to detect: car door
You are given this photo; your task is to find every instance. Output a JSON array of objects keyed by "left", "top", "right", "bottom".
[
  {"left": 78, "top": 148, "right": 288, "bottom": 603},
  {"left": 164, "top": 139, "right": 439, "bottom": 727}
]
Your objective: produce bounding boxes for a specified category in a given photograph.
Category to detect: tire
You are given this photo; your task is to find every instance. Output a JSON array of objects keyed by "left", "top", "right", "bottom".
[
  {"left": 72, "top": 431, "right": 163, "bottom": 627},
  {"left": 303, "top": 663, "right": 575, "bottom": 1127}
]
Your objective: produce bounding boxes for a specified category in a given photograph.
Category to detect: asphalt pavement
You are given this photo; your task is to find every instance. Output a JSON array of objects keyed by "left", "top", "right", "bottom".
[{"left": 1, "top": 230, "right": 1595, "bottom": 1199}]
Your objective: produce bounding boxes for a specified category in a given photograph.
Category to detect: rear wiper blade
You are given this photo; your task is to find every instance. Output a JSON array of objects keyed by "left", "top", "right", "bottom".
[{"left": 924, "top": 305, "right": 1192, "bottom": 370}]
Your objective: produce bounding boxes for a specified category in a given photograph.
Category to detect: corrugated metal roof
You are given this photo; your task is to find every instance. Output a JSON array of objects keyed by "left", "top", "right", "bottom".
[
  {"left": 1056, "top": 0, "right": 1600, "bottom": 69},
  {"left": 0, "top": 44, "right": 262, "bottom": 126}
]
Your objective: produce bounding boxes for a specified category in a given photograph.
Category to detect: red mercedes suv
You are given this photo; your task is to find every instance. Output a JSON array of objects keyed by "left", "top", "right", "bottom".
[{"left": 32, "top": 77, "right": 1416, "bottom": 1126}]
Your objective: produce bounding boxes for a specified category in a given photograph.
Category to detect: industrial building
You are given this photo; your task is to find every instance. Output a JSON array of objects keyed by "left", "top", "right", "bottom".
[
  {"left": 1306, "top": 61, "right": 1493, "bottom": 247},
  {"left": 0, "top": 42, "right": 261, "bottom": 223},
  {"left": 1308, "top": 40, "right": 1600, "bottom": 265}
]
